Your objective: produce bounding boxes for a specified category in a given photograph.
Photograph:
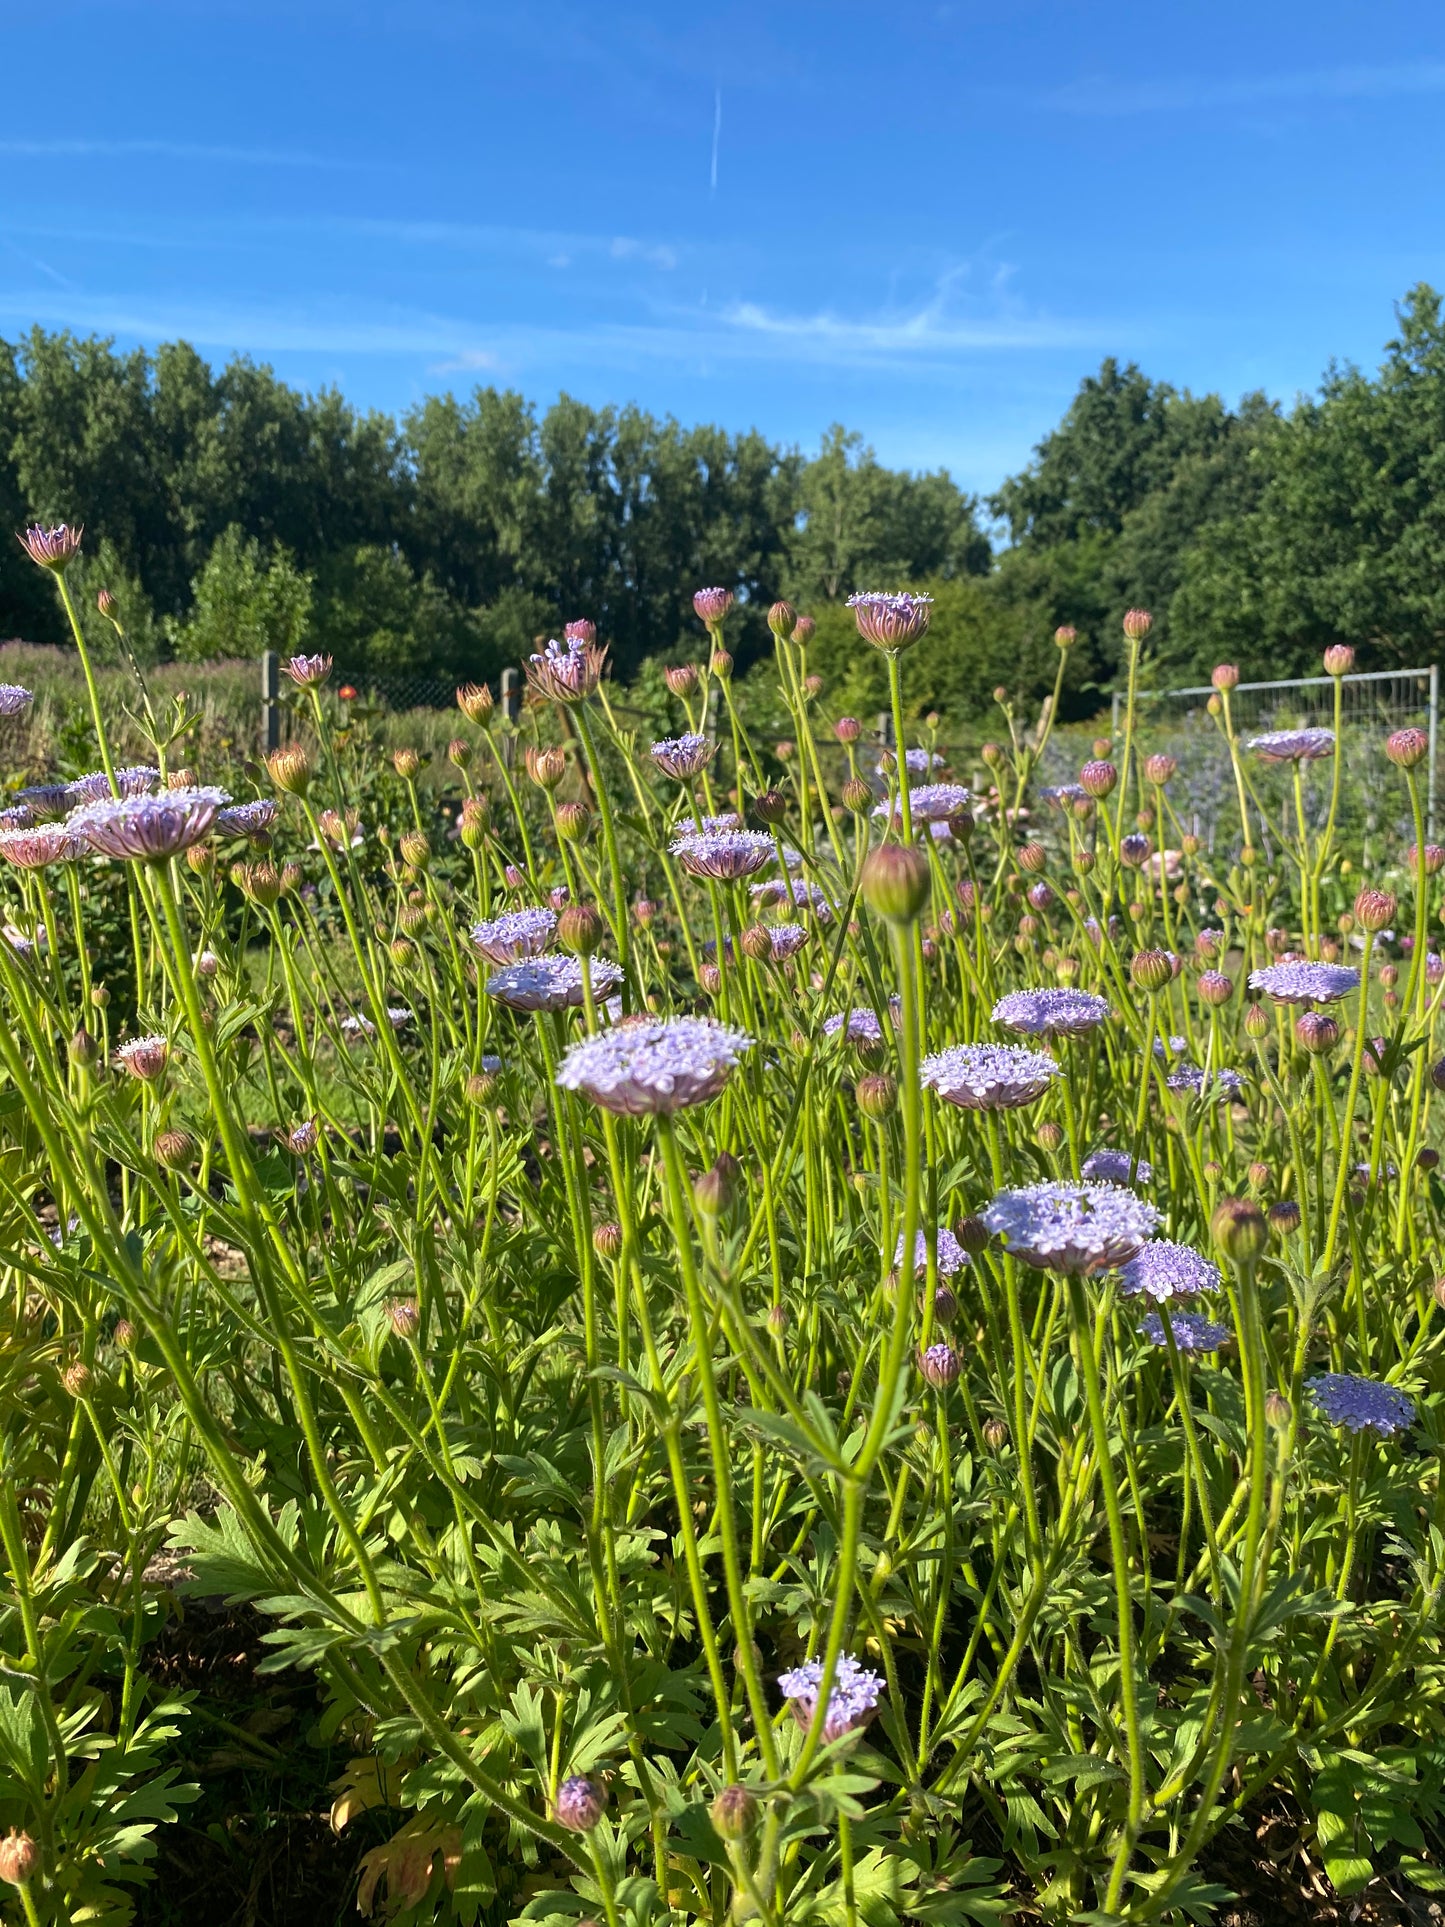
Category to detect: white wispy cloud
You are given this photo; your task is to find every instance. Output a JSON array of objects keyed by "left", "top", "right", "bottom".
[{"left": 1041, "top": 61, "right": 1445, "bottom": 116}]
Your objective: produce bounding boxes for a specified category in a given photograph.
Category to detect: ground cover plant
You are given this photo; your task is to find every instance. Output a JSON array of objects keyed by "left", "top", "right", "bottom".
[{"left": 0, "top": 529, "right": 1444, "bottom": 1926}]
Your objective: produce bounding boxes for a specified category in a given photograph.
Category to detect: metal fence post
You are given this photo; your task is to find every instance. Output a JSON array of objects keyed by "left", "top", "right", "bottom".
[
  {"left": 876, "top": 709, "right": 893, "bottom": 750},
  {"left": 500, "top": 666, "right": 519, "bottom": 770},
  {"left": 1429, "top": 663, "right": 1439, "bottom": 842},
  {"left": 260, "top": 650, "right": 280, "bottom": 755},
  {"left": 1110, "top": 689, "right": 1121, "bottom": 741}
]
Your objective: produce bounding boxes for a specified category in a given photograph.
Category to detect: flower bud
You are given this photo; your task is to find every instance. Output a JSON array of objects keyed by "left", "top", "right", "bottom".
[
  {"left": 525, "top": 745, "right": 567, "bottom": 791},
  {"left": 767, "top": 600, "right": 798, "bottom": 640},
  {"left": 712, "top": 1783, "right": 760, "bottom": 1840},
  {"left": 457, "top": 681, "right": 494, "bottom": 724},
  {"left": 1210, "top": 664, "right": 1240, "bottom": 691},
  {"left": 1143, "top": 753, "right": 1177, "bottom": 785},
  {"left": 465, "top": 1071, "right": 497, "bottom": 1107},
  {"left": 694, "top": 1152, "right": 740, "bottom": 1216},
  {"left": 1036, "top": 1120, "right": 1064, "bottom": 1152},
  {"left": 447, "top": 736, "right": 472, "bottom": 770},
  {"left": 1354, "top": 888, "right": 1396, "bottom": 933},
  {"left": 392, "top": 747, "right": 422, "bottom": 781},
  {"left": 1268, "top": 1199, "right": 1301, "bottom": 1238},
  {"left": 266, "top": 745, "right": 311, "bottom": 795},
  {"left": 842, "top": 777, "right": 872, "bottom": 814},
  {"left": 1079, "top": 759, "right": 1117, "bottom": 798},
  {"left": 388, "top": 1300, "right": 421, "bottom": 1340},
  {"left": 1131, "top": 949, "right": 1173, "bottom": 993},
  {"left": 593, "top": 1221, "right": 622, "bottom": 1259},
  {"left": 0, "top": 1831, "right": 38, "bottom": 1887},
  {"left": 855, "top": 1073, "right": 897, "bottom": 1119},
  {"left": 1027, "top": 881, "right": 1054, "bottom": 911},
  {"left": 1295, "top": 1011, "right": 1339, "bottom": 1053},
  {"left": 861, "top": 844, "right": 929, "bottom": 925},
  {"left": 792, "top": 616, "right": 815, "bottom": 646},
  {"left": 1418, "top": 1147, "right": 1440, "bottom": 1172},
  {"left": 1386, "top": 727, "right": 1429, "bottom": 769},
  {"left": 766, "top": 1303, "right": 789, "bottom": 1337},
  {"left": 1181, "top": 833, "right": 1201, "bottom": 857},
  {"left": 983, "top": 1417, "right": 1009, "bottom": 1451},
  {"left": 61, "top": 1359, "right": 93, "bottom": 1399},
  {"left": 555, "top": 1775, "right": 607, "bottom": 1832},
  {"left": 558, "top": 904, "right": 603, "bottom": 955},
  {"left": 956, "top": 1215, "right": 989, "bottom": 1255},
  {"left": 665, "top": 661, "right": 700, "bottom": 697},
  {"left": 155, "top": 1129, "right": 194, "bottom": 1170},
  {"left": 1244, "top": 1001, "right": 1269, "bottom": 1039},
  {"left": 753, "top": 788, "right": 788, "bottom": 826},
  {"left": 1017, "top": 841, "right": 1046, "bottom": 874},
  {"left": 710, "top": 648, "right": 733, "bottom": 681},
  {"left": 113, "top": 1318, "right": 137, "bottom": 1352},
  {"left": 698, "top": 963, "right": 723, "bottom": 996},
  {"left": 1246, "top": 1161, "right": 1271, "bottom": 1194},
  {"left": 1265, "top": 1390, "right": 1292, "bottom": 1429},
  {"left": 1120, "top": 833, "right": 1152, "bottom": 868},
  {"left": 741, "top": 924, "right": 772, "bottom": 962},
  {"left": 980, "top": 741, "right": 1004, "bottom": 769},
  {"left": 1122, "top": 608, "right": 1153, "bottom": 641},
  {"left": 1212, "top": 1196, "right": 1267, "bottom": 1264},
  {"left": 835, "top": 716, "right": 862, "bottom": 745},
  {"left": 1196, "top": 971, "right": 1233, "bottom": 1007},
  {"left": 1054, "top": 625, "right": 1077, "bottom": 649},
  {"left": 931, "top": 1283, "right": 957, "bottom": 1326},
  {"left": 1323, "top": 643, "right": 1354, "bottom": 677},
  {"left": 918, "top": 1342, "right": 960, "bottom": 1388}
]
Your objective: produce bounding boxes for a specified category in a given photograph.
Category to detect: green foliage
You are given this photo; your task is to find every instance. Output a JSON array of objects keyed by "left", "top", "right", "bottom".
[{"left": 164, "top": 523, "right": 312, "bottom": 663}]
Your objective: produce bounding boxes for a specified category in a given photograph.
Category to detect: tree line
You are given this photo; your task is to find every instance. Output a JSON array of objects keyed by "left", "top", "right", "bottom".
[{"left": 3, "top": 283, "right": 1443, "bottom": 719}]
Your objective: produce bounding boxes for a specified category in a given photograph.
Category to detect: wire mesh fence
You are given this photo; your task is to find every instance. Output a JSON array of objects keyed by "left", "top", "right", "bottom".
[{"left": 1098, "top": 666, "right": 1440, "bottom": 855}]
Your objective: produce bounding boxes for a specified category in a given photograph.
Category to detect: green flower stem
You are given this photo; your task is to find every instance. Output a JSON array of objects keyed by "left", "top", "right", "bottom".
[
  {"left": 1324, "top": 931, "right": 1375, "bottom": 1272},
  {"left": 574, "top": 702, "right": 632, "bottom": 989}
]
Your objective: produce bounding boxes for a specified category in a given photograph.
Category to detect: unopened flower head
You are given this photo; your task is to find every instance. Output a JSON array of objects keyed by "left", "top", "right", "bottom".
[
  {"left": 992, "top": 987, "right": 1110, "bottom": 1038},
  {"left": 469, "top": 907, "right": 558, "bottom": 964},
  {"left": 287, "top": 1118, "right": 320, "bottom": 1155},
  {"left": 1308, "top": 1372, "right": 1415, "bottom": 1437},
  {"left": 527, "top": 633, "right": 606, "bottom": 703},
  {"left": 65, "top": 766, "right": 160, "bottom": 807},
  {"left": 651, "top": 732, "right": 716, "bottom": 781},
  {"left": 693, "top": 586, "right": 735, "bottom": 625},
  {"left": 1118, "top": 1239, "right": 1221, "bottom": 1302},
  {"left": 671, "top": 828, "right": 775, "bottom": 880},
  {"left": 777, "top": 1653, "right": 884, "bottom": 1741},
  {"left": 1247, "top": 727, "right": 1335, "bottom": 763},
  {"left": 282, "top": 653, "right": 332, "bottom": 688},
  {"left": 485, "top": 953, "right": 624, "bottom": 1013},
  {"left": 116, "top": 1034, "right": 170, "bottom": 1081},
  {"left": 895, "top": 1227, "right": 970, "bottom": 1278},
  {"left": 556, "top": 1015, "right": 753, "bottom": 1114},
  {"left": 921, "top": 1042, "right": 1059, "bottom": 1110},
  {"left": 848, "top": 590, "right": 933, "bottom": 652},
  {"left": 0, "top": 684, "right": 33, "bottom": 717},
  {"left": 67, "top": 786, "right": 229, "bottom": 860},
  {"left": 216, "top": 799, "right": 279, "bottom": 839},
  {"left": 874, "top": 782, "right": 971, "bottom": 825},
  {"left": 1140, "top": 1311, "right": 1231, "bottom": 1352},
  {"left": 1248, "top": 960, "right": 1360, "bottom": 1004},
  {"left": 982, "top": 1180, "right": 1160, "bottom": 1273},
  {"left": 554, "top": 1774, "right": 607, "bottom": 1832},
  {"left": 1081, "top": 1148, "right": 1153, "bottom": 1186}
]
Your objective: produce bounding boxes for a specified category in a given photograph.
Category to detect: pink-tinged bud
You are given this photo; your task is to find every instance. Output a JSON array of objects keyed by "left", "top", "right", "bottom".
[
  {"left": 1295, "top": 1011, "right": 1339, "bottom": 1054},
  {"left": 525, "top": 745, "right": 567, "bottom": 791},
  {"left": 1036, "top": 1120, "right": 1064, "bottom": 1152},
  {"left": 983, "top": 1417, "right": 1009, "bottom": 1451},
  {"left": 931, "top": 1282, "right": 957, "bottom": 1326},
  {"left": 1354, "top": 887, "right": 1396, "bottom": 932},
  {"left": 711, "top": 1783, "right": 759, "bottom": 1840},
  {"left": 956, "top": 1214, "right": 989, "bottom": 1255},
  {"left": 557, "top": 904, "right": 603, "bottom": 955},
  {"left": 862, "top": 844, "right": 930, "bottom": 924},
  {"left": 1197, "top": 970, "right": 1233, "bottom": 1006},
  {"left": 1409, "top": 843, "right": 1445, "bottom": 874},
  {"left": 710, "top": 648, "right": 733, "bottom": 680},
  {"left": 767, "top": 599, "right": 797, "bottom": 640},
  {"left": 802, "top": 672, "right": 823, "bottom": 698},
  {"left": 1131, "top": 949, "right": 1173, "bottom": 993},
  {"left": 632, "top": 897, "right": 656, "bottom": 928},
  {"left": 1054, "top": 625, "right": 1078, "bottom": 649},
  {"left": 388, "top": 1300, "right": 421, "bottom": 1340},
  {"left": 1246, "top": 1161, "right": 1271, "bottom": 1194},
  {"left": 834, "top": 716, "right": 862, "bottom": 745},
  {"left": 564, "top": 618, "right": 597, "bottom": 646},
  {"left": 1210, "top": 664, "right": 1240, "bottom": 691},
  {"left": 753, "top": 788, "right": 788, "bottom": 825},
  {"left": 1264, "top": 1389, "right": 1292, "bottom": 1429},
  {"left": 1017, "top": 841, "right": 1046, "bottom": 874},
  {"left": 918, "top": 1342, "right": 960, "bottom": 1388},
  {"left": 457, "top": 681, "right": 494, "bottom": 723},
  {"left": 590, "top": 1222, "right": 622, "bottom": 1261},
  {"left": 398, "top": 829, "right": 429, "bottom": 870},
  {"left": 841, "top": 776, "right": 872, "bottom": 813},
  {"left": 766, "top": 1302, "right": 789, "bottom": 1336},
  {"left": 1386, "top": 727, "right": 1430, "bottom": 769},
  {"left": 698, "top": 962, "right": 723, "bottom": 996},
  {"left": 1079, "top": 759, "right": 1117, "bottom": 798},
  {"left": 504, "top": 864, "right": 525, "bottom": 889},
  {"left": 392, "top": 747, "right": 421, "bottom": 780},
  {"left": 1119, "top": 833, "right": 1152, "bottom": 868},
  {"left": 1212, "top": 1196, "right": 1267, "bottom": 1264},
  {"left": 792, "top": 615, "right": 815, "bottom": 646},
  {"left": 556, "top": 801, "right": 590, "bottom": 841},
  {"left": 1379, "top": 962, "right": 1399, "bottom": 989},
  {"left": 1027, "top": 881, "right": 1054, "bottom": 911},
  {"left": 155, "top": 1128, "right": 195, "bottom": 1170},
  {"left": 664, "top": 662, "right": 699, "bottom": 697},
  {"left": 1244, "top": 1001, "right": 1270, "bottom": 1038},
  {"left": 1268, "top": 1200, "right": 1301, "bottom": 1239},
  {"left": 855, "top": 1073, "right": 898, "bottom": 1120},
  {"left": 266, "top": 745, "right": 311, "bottom": 796},
  {"left": 555, "top": 1775, "right": 607, "bottom": 1832},
  {"left": 1143, "top": 753, "right": 1177, "bottom": 785},
  {"left": 0, "top": 1830, "right": 38, "bottom": 1886},
  {"left": 61, "top": 1359, "right": 93, "bottom": 1398},
  {"left": 693, "top": 586, "right": 734, "bottom": 627},
  {"left": 1122, "top": 607, "right": 1153, "bottom": 641},
  {"left": 1323, "top": 643, "right": 1355, "bottom": 677},
  {"left": 96, "top": 587, "right": 119, "bottom": 620}
]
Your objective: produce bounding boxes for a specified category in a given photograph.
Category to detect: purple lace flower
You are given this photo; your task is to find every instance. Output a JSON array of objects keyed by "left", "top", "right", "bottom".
[
  {"left": 15, "top": 783, "right": 71, "bottom": 819},
  {"left": 921, "top": 1043, "right": 1059, "bottom": 1110},
  {"left": 0, "top": 805, "right": 34, "bottom": 829},
  {"left": 1166, "top": 1063, "right": 1246, "bottom": 1099},
  {"left": 777, "top": 1653, "right": 884, "bottom": 1741},
  {"left": 1081, "top": 1149, "right": 1153, "bottom": 1186},
  {"left": 1248, "top": 728, "right": 1335, "bottom": 762},
  {"left": 671, "top": 829, "right": 775, "bottom": 880},
  {"left": 676, "top": 812, "right": 741, "bottom": 835},
  {"left": 282, "top": 653, "right": 332, "bottom": 687},
  {"left": 1152, "top": 1035, "right": 1189, "bottom": 1058},
  {"left": 64, "top": 766, "right": 160, "bottom": 807},
  {"left": 750, "top": 877, "right": 834, "bottom": 921},
  {"left": 1040, "top": 783, "right": 1086, "bottom": 806},
  {"left": 1308, "top": 1372, "right": 1415, "bottom": 1436},
  {"left": 485, "top": 954, "right": 624, "bottom": 1012},
  {"left": 67, "top": 786, "right": 230, "bottom": 859},
  {"left": 877, "top": 749, "right": 946, "bottom": 777},
  {"left": 526, "top": 634, "right": 606, "bottom": 702},
  {"left": 823, "top": 1002, "right": 899, "bottom": 1044},
  {"left": 1141, "top": 1311, "right": 1231, "bottom": 1352},
  {"left": 0, "top": 824, "right": 85, "bottom": 867},
  {"left": 216, "top": 799, "right": 279, "bottom": 838},
  {"left": 651, "top": 733, "right": 716, "bottom": 780},
  {"left": 874, "top": 782, "right": 971, "bottom": 824},
  {"left": 992, "top": 988, "right": 1111, "bottom": 1038},
  {"left": 0, "top": 684, "right": 33, "bottom": 717},
  {"left": 895, "top": 1227, "right": 970, "bottom": 1277},
  {"left": 469, "top": 907, "right": 557, "bottom": 964},
  {"left": 1248, "top": 961, "right": 1360, "bottom": 1004},
  {"left": 764, "top": 922, "right": 810, "bottom": 961},
  {"left": 1119, "top": 1239, "right": 1221, "bottom": 1302},
  {"left": 556, "top": 1015, "right": 753, "bottom": 1114},
  {"left": 981, "top": 1181, "right": 1159, "bottom": 1273},
  {"left": 848, "top": 590, "right": 933, "bottom": 652}
]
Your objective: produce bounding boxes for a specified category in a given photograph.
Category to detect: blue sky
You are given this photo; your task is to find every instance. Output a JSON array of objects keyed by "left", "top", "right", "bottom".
[{"left": 3, "top": 0, "right": 1443, "bottom": 496}]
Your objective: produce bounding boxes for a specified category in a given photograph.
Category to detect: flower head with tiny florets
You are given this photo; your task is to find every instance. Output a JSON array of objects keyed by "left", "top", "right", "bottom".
[
  {"left": 469, "top": 907, "right": 558, "bottom": 965},
  {"left": 485, "top": 954, "right": 624, "bottom": 1014},
  {"left": 216, "top": 799, "right": 279, "bottom": 839},
  {"left": 556, "top": 1016, "right": 752, "bottom": 1115},
  {"left": 0, "top": 824, "right": 85, "bottom": 868},
  {"left": 676, "top": 812, "right": 740, "bottom": 835},
  {"left": 282, "top": 653, "right": 332, "bottom": 688},
  {"left": 1081, "top": 1148, "right": 1153, "bottom": 1186},
  {"left": 1166, "top": 1063, "right": 1247, "bottom": 1099},
  {"left": 992, "top": 988, "right": 1111, "bottom": 1038},
  {"left": 0, "top": 684, "right": 32, "bottom": 717},
  {"left": 874, "top": 782, "right": 971, "bottom": 825},
  {"left": 1308, "top": 1373, "right": 1415, "bottom": 1436},
  {"left": 20, "top": 523, "right": 83, "bottom": 570},
  {"left": 66, "top": 787, "right": 229, "bottom": 861},
  {"left": 982, "top": 1181, "right": 1160, "bottom": 1273},
  {"left": 115, "top": 1034, "right": 170, "bottom": 1081},
  {"left": 777, "top": 1654, "right": 884, "bottom": 1742},
  {"left": 1118, "top": 1239, "right": 1221, "bottom": 1302},
  {"left": 671, "top": 829, "right": 775, "bottom": 880},
  {"left": 1140, "top": 1311, "right": 1231, "bottom": 1352},
  {"left": 848, "top": 590, "right": 933, "bottom": 653},
  {"left": 764, "top": 922, "right": 810, "bottom": 960},
  {"left": 1248, "top": 961, "right": 1360, "bottom": 1004},
  {"left": 750, "top": 877, "right": 835, "bottom": 921},
  {"left": 651, "top": 733, "right": 716, "bottom": 781},
  {"left": 1247, "top": 728, "right": 1335, "bottom": 763},
  {"left": 895, "top": 1227, "right": 970, "bottom": 1278},
  {"left": 526, "top": 634, "right": 607, "bottom": 703},
  {"left": 921, "top": 1043, "right": 1059, "bottom": 1110},
  {"left": 823, "top": 1002, "right": 900, "bottom": 1044},
  {"left": 65, "top": 766, "right": 160, "bottom": 807}
]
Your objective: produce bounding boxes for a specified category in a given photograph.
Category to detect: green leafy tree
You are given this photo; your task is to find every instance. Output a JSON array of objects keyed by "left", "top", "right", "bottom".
[{"left": 165, "top": 525, "right": 312, "bottom": 663}]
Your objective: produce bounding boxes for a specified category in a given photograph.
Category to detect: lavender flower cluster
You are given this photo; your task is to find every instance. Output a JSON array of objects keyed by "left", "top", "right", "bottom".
[{"left": 556, "top": 1015, "right": 753, "bottom": 1115}]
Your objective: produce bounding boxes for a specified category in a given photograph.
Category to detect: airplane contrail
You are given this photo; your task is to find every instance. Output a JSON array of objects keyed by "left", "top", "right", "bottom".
[{"left": 710, "top": 88, "right": 722, "bottom": 195}]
